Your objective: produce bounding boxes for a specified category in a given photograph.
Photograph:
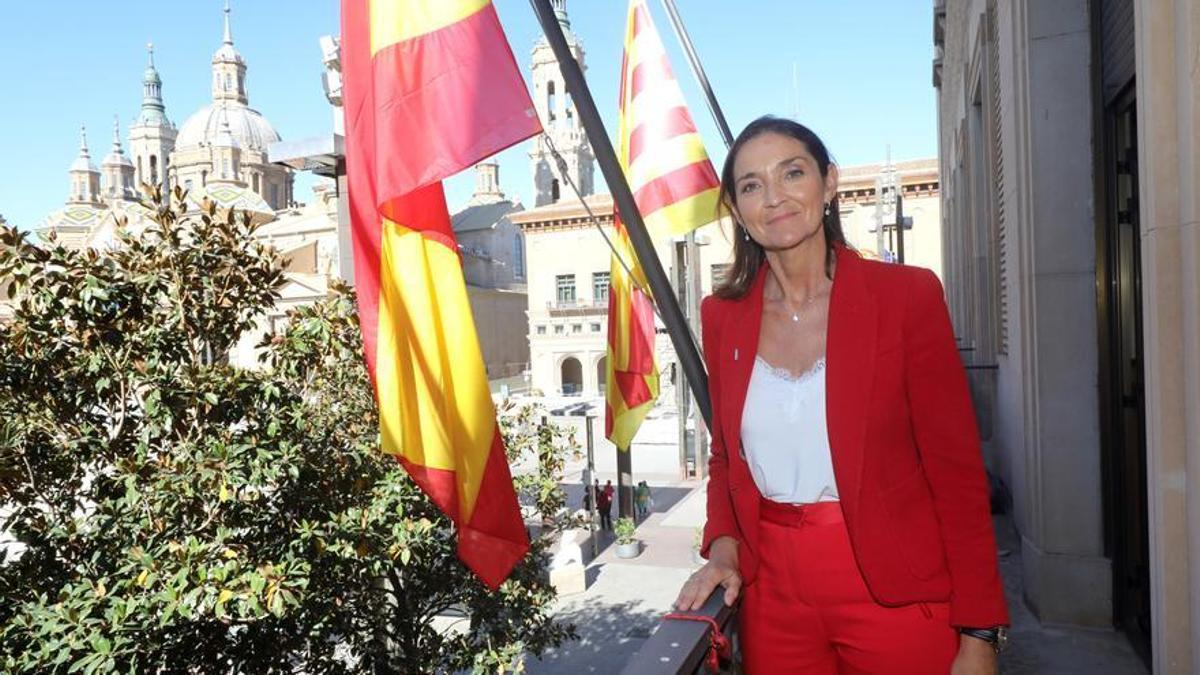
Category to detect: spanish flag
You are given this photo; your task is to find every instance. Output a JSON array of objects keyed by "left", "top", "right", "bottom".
[
  {"left": 606, "top": 0, "right": 720, "bottom": 449},
  {"left": 341, "top": 0, "right": 541, "bottom": 589}
]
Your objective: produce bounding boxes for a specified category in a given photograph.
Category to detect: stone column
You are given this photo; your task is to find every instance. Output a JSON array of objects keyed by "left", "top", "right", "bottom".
[
  {"left": 1133, "top": 0, "right": 1200, "bottom": 670},
  {"left": 1009, "top": 0, "right": 1110, "bottom": 627}
]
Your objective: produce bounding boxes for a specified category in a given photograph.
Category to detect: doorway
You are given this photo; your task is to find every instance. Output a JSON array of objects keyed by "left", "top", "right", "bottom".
[
  {"left": 560, "top": 356, "right": 583, "bottom": 395},
  {"left": 1098, "top": 84, "right": 1151, "bottom": 666}
]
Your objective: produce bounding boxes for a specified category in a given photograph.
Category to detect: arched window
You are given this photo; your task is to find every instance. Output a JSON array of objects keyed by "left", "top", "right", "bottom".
[
  {"left": 513, "top": 232, "right": 525, "bottom": 279},
  {"left": 252, "top": 174, "right": 260, "bottom": 193},
  {"left": 201, "top": 170, "right": 207, "bottom": 186},
  {"left": 137, "top": 157, "right": 143, "bottom": 187},
  {"left": 225, "top": 73, "right": 232, "bottom": 91},
  {"left": 150, "top": 155, "right": 158, "bottom": 185},
  {"left": 551, "top": 178, "right": 560, "bottom": 202},
  {"left": 547, "top": 81, "right": 557, "bottom": 124}
]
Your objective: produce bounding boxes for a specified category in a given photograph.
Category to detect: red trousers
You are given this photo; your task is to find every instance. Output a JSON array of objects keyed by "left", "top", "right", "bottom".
[{"left": 739, "top": 500, "right": 958, "bottom": 674}]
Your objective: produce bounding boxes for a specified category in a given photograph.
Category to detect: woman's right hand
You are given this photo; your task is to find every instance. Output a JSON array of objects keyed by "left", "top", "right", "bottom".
[{"left": 674, "top": 536, "right": 743, "bottom": 611}]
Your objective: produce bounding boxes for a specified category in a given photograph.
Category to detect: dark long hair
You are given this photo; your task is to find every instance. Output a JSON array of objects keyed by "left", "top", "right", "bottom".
[{"left": 714, "top": 116, "right": 845, "bottom": 299}]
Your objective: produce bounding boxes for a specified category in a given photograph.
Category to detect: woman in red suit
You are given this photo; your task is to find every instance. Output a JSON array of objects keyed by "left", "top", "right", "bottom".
[{"left": 673, "top": 117, "right": 1009, "bottom": 674}]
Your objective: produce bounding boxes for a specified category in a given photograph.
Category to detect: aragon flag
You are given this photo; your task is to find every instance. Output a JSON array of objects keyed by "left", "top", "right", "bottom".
[
  {"left": 341, "top": 0, "right": 542, "bottom": 589},
  {"left": 606, "top": 0, "right": 720, "bottom": 449}
]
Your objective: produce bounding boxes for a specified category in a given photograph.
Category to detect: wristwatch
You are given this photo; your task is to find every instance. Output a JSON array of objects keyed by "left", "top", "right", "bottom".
[{"left": 959, "top": 626, "right": 1009, "bottom": 654}]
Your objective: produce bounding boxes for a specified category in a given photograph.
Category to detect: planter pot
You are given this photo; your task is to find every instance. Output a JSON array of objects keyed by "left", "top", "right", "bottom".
[{"left": 615, "top": 540, "right": 641, "bottom": 559}]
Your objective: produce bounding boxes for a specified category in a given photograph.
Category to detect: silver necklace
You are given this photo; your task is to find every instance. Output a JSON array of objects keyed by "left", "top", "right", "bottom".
[{"left": 787, "top": 293, "right": 824, "bottom": 322}]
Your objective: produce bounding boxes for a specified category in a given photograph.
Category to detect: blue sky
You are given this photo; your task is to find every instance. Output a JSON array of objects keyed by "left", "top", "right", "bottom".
[{"left": 0, "top": 1, "right": 937, "bottom": 230}]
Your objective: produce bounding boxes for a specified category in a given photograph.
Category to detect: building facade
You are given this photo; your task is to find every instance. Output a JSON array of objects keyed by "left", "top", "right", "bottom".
[{"left": 934, "top": 0, "right": 1200, "bottom": 670}]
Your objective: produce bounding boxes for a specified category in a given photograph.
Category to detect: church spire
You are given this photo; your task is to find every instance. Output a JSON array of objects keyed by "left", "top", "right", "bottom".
[
  {"left": 102, "top": 116, "right": 135, "bottom": 200},
  {"left": 138, "top": 43, "right": 169, "bottom": 126},
  {"left": 67, "top": 124, "right": 101, "bottom": 204},
  {"left": 222, "top": 0, "right": 233, "bottom": 46}
]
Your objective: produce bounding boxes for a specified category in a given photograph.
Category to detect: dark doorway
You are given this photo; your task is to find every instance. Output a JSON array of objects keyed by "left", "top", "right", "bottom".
[
  {"left": 1098, "top": 83, "right": 1151, "bottom": 666},
  {"left": 561, "top": 356, "right": 583, "bottom": 395}
]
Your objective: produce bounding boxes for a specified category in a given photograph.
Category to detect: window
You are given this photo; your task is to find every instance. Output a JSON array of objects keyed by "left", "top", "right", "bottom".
[
  {"left": 551, "top": 179, "right": 561, "bottom": 202},
  {"left": 592, "top": 271, "right": 610, "bottom": 303},
  {"left": 513, "top": 233, "right": 525, "bottom": 279},
  {"left": 711, "top": 263, "right": 732, "bottom": 289},
  {"left": 150, "top": 155, "right": 158, "bottom": 185},
  {"left": 590, "top": 322, "right": 602, "bottom": 332},
  {"left": 201, "top": 170, "right": 207, "bottom": 186},
  {"left": 572, "top": 324, "right": 582, "bottom": 334},
  {"left": 554, "top": 324, "right": 564, "bottom": 335},
  {"left": 536, "top": 325, "right": 546, "bottom": 335},
  {"left": 252, "top": 174, "right": 260, "bottom": 194},
  {"left": 547, "top": 81, "right": 557, "bottom": 124},
  {"left": 184, "top": 179, "right": 193, "bottom": 191},
  {"left": 555, "top": 274, "right": 576, "bottom": 305}
]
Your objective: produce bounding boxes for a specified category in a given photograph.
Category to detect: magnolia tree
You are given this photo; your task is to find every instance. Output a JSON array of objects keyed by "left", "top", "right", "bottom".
[{"left": 0, "top": 192, "right": 576, "bottom": 673}]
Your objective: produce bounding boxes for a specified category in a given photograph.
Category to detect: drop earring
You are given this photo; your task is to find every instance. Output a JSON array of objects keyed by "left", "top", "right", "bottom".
[
  {"left": 742, "top": 227, "right": 750, "bottom": 242},
  {"left": 823, "top": 202, "right": 831, "bottom": 217}
]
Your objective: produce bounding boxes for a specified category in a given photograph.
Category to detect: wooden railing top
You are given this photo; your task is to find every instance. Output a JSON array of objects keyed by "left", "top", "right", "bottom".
[{"left": 620, "top": 589, "right": 737, "bottom": 674}]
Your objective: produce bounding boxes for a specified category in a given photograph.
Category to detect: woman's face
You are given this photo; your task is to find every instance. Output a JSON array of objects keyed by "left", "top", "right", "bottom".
[{"left": 731, "top": 132, "right": 837, "bottom": 252}]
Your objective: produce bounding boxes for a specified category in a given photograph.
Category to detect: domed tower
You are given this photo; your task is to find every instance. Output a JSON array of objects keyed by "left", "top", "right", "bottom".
[
  {"left": 67, "top": 125, "right": 101, "bottom": 205},
  {"left": 101, "top": 117, "right": 136, "bottom": 201},
  {"left": 528, "top": 0, "right": 594, "bottom": 206},
  {"left": 129, "top": 43, "right": 177, "bottom": 192},
  {"left": 170, "top": 0, "right": 292, "bottom": 210},
  {"left": 211, "top": 0, "right": 247, "bottom": 104}
]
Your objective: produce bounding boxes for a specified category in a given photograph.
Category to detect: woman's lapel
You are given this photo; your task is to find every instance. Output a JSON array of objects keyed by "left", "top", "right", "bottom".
[
  {"left": 825, "top": 245, "right": 878, "bottom": 512},
  {"left": 719, "top": 265, "right": 767, "bottom": 464}
]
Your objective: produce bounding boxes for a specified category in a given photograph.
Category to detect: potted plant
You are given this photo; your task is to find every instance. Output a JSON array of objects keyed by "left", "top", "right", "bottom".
[{"left": 614, "top": 517, "right": 640, "bottom": 558}]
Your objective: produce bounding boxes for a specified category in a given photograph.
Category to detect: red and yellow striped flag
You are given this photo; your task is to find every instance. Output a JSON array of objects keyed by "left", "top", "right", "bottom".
[
  {"left": 606, "top": 0, "right": 720, "bottom": 449},
  {"left": 341, "top": 0, "right": 541, "bottom": 589}
]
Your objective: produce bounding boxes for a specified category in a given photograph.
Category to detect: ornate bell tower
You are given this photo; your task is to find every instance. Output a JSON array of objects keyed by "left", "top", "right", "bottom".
[{"left": 528, "top": 0, "right": 594, "bottom": 206}]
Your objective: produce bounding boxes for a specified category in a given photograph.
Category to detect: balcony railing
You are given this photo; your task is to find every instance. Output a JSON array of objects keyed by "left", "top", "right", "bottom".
[
  {"left": 621, "top": 589, "right": 739, "bottom": 674},
  {"left": 546, "top": 299, "right": 609, "bottom": 316}
]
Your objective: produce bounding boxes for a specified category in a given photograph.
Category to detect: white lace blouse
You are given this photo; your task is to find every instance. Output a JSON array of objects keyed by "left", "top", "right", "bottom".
[{"left": 740, "top": 355, "right": 839, "bottom": 504}]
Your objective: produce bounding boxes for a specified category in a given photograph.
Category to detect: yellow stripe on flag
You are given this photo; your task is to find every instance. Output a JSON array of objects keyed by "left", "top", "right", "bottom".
[
  {"left": 641, "top": 187, "right": 721, "bottom": 238},
  {"left": 369, "top": 0, "right": 490, "bottom": 54},
  {"left": 374, "top": 219, "right": 494, "bottom": 516}
]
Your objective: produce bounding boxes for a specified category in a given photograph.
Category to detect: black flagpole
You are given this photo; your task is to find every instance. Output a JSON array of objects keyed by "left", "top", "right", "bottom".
[
  {"left": 528, "top": 0, "right": 711, "bottom": 430},
  {"left": 660, "top": 0, "right": 734, "bottom": 148}
]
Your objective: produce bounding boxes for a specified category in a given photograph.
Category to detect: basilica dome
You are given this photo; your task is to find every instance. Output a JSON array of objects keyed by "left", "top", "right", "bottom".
[{"left": 175, "top": 102, "right": 280, "bottom": 153}]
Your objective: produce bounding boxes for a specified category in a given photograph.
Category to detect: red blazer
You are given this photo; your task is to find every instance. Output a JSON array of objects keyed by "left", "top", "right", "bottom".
[{"left": 700, "top": 245, "right": 1009, "bottom": 628}]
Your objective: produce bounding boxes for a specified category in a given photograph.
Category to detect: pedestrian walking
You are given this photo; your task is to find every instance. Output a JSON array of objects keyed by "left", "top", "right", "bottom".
[
  {"left": 597, "top": 483, "right": 613, "bottom": 531},
  {"left": 634, "top": 481, "right": 652, "bottom": 520}
]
